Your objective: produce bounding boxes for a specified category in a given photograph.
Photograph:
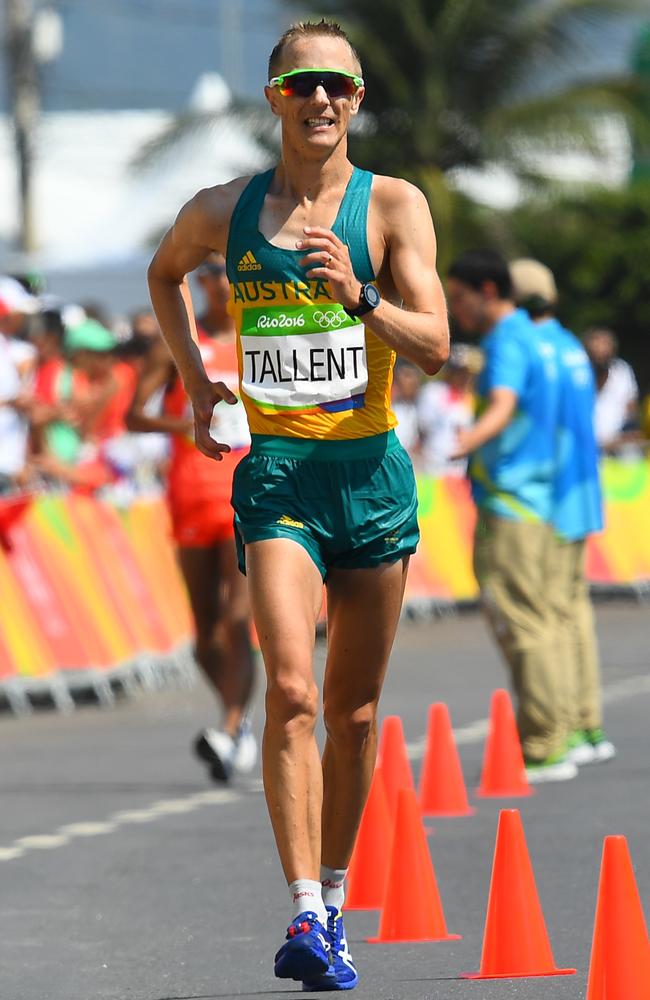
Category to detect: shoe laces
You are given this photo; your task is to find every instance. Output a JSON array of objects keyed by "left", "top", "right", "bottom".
[{"left": 286, "top": 911, "right": 319, "bottom": 940}]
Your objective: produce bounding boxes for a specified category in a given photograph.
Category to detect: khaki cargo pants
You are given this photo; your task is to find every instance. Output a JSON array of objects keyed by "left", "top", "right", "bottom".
[
  {"left": 546, "top": 536, "right": 602, "bottom": 732},
  {"left": 473, "top": 513, "right": 568, "bottom": 761}
]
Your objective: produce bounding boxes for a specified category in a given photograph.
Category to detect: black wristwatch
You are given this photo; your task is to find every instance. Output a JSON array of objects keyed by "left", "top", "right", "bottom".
[{"left": 343, "top": 282, "right": 381, "bottom": 319}]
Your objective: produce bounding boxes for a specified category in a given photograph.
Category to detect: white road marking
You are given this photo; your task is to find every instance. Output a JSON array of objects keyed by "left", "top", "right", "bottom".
[
  {"left": 15, "top": 834, "right": 69, "bottom": 849},
  {"left": 57, "top": 822, "right": 117, "bottom": 837},
  {"left": 0, "top": 848, "right": 25, "bottom": 861},
  {"left": 0, "top": 789, "right": 243, "bottom": 863},
  {"left": 188, "top": 789, "right": 239, "bottom": 805},
  {"left": 148, "top": 798, "right": 203, "bottom": 815},
  {"left": 110, "top": 809, "right": 161, "bottom": 824},
  {"left": 2, "top": 672, "right": 649, "bottom": 865},
  {"left": 602, "top": 674, "right": 650, "bottom": 704}
]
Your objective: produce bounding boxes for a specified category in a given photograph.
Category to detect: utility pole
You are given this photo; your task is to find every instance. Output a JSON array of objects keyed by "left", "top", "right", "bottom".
[
  {"left": 219, "top": 0, "right": 243, "bottom": 96},
  {"left": 5, "top": 0, "right": 39, "bottom": 253}
]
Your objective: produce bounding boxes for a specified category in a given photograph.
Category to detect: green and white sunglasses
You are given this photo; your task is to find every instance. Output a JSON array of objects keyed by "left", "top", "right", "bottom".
[{"left": 269, "top": 68, "right": 364, "bottom": 99}]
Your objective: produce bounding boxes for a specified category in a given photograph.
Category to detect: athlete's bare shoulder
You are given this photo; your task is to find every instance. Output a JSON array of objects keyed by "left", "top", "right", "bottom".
[
  {"left": 369, "top": 174, "right": 432, "bottom": 230},
  {"left": 177, "top": 174, "right": 255, "bottom": 255},
  {"left": 151, "top": 173, "right": 259, "bottom": 280}
]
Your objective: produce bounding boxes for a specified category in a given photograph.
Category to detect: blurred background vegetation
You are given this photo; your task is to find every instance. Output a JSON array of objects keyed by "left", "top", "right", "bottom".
[{"left": 293, "top": 1, "right": 650, "bottom": 387}]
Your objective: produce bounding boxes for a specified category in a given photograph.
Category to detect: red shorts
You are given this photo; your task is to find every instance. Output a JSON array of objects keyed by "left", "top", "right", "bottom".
[{"left": 169, "top": 496, "right": 235, "bottom": 548}]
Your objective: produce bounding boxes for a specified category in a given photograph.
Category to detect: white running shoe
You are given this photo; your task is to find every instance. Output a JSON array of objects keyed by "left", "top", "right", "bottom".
[
  {"left": 567, "top": 729, "right": 616, "bottom": 767},
  {"left": 194, "top": 728, "right": 236, "bottom": 782},
  {"left": 525, "top": 754, "right": 578, "bottom": 784},
  {"left": 233, "top": 720, "right": 258, "bottom": 775},
  {"left": 568, "top": 740, "right": 598, "bottom": 766},
  {"left": 584, "top": 728, "right": 617, "bottom": 763}
]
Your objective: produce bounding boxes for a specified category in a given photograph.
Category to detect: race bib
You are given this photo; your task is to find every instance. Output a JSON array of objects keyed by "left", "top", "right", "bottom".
[
  {"left": 195, "top": 356, "right": 251, "bottom": 450},
  {"left": 240, "top": 304, "right": 367, "bottom": 410},
  {"left": 209, "top": 397, "right": 250, "bottom": 449}
]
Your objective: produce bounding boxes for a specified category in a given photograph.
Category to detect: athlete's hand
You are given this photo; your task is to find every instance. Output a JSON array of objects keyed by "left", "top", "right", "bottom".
[
  {"left": 188, "top": 377, "right": 238, "bottom": 461},
  {"left": 297, "top": 227, "right": 362, "bottom": 311}
]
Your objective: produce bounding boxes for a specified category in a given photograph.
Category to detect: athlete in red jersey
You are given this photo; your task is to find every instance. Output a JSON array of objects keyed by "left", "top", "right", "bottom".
[{"left": 128, "top": 256, "right": 256, "bottom": 780}]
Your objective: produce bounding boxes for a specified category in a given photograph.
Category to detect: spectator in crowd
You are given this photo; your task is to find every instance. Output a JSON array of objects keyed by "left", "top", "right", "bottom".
[
  {"left": 130, "top": 308, "right": 161, "bottom": 343},
  {"left": 446, "top": 249, "right": 576, "bottom": 783},
  {"left": 511, "top": 258, "right": 615, "bottom": 767},
  {"left": 0, "top": 328, "right": 29, "bottom": 493},
  {"left": 65, "top": 319, "right": 137, "bottom": 445},
  {"left": 417, "top": 343, "right": 480, "bottom": 477},
  {"left": 0, "top": 277, "right": 40, "bottom": 488},
  {"left": 583, "top": 327, "right": 641, "bottom": 456},
  {"left": 116, "top": 309, "right": 164, "bottom": 377},
  {"left": 80, "top": 301, "right": 112, "bottom": 330},
  {"left": 0, "top": 275, "right": 39, "bottom": 383},
  {"left": 392, "top": 358, "right": 422, "bottom": 455},
  {"left": 31, "top": 319, "right": 130, "bottom": 493},
  {"left": 28, "top": 309, "right": 85, "bottom": 466}
]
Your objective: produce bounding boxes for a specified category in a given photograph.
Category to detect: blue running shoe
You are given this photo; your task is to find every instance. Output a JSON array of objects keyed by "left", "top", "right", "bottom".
[
  {"left": 274, "top": 911, "right": 331, "bottom": 981},
  {"left": 303, "top": 906, "right": 359, "bottom": 991}
]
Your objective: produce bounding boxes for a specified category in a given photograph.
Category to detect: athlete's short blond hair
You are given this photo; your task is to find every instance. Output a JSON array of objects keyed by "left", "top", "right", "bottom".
[{"left": 268, "top": 19, "right": 362, "bottom": 80}]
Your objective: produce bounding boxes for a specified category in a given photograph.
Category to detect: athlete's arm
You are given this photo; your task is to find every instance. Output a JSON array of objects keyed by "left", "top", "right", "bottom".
[
  {"left": 450, "top": 387, "right": 517, "bottom": 458},
  {"left": 126, "top": 340, "right": 191, "bottom": 436},
  {"left": 147, "top": 182, "right": 242, "bottom": 460},
  {"left": 298, "top": 178, "right": 449, "bottom": 375}
]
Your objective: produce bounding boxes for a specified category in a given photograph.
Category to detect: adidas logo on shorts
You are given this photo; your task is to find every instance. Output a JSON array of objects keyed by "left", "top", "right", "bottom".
[
  {"left": 238, "top": 250, "right": 262, "bottom": 272},
  {"left": 277, "top": 514, "right": 304, "bottom": 529}
]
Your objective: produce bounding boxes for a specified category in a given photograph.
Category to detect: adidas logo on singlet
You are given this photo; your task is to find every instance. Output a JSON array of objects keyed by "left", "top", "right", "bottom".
[{"left": 237, "top": 250, "right": 262, "bottom": 272}]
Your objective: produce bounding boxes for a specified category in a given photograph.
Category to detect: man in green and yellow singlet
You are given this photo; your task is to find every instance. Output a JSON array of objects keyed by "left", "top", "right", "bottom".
[{"left": 148, "top": 19, "right": 449, "bottom": 991}]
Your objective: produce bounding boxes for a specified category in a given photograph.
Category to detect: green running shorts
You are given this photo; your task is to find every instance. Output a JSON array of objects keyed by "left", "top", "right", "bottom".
[{"left": 232, "top": 430, "right": 419, "bottom": 579}]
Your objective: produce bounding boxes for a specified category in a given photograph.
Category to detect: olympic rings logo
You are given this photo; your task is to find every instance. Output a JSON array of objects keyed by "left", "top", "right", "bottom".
[{"left": 313, "top": 310, "right": 346, "bottom": 329}]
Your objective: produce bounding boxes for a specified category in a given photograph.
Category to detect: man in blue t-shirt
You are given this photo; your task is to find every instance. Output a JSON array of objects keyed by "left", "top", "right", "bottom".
[
  {"left": 511, "top": 259, "right": 615, "bottom": 766},
  {"left": 447, "top": 249, "right": 577, "bottom": 783}
]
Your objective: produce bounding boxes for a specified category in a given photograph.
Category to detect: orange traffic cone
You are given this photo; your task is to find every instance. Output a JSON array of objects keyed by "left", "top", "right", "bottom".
[
  {"left": 586, "top": 836, "right": 650, "bottom": 1000},
  {"left": 368, "top": 787, "right": 461, "bottom": 943},
  {"left": 378, "top": 716, "right": 415, "bottom": 821},
  {"left": 419, "top": 703, "right": 475, "bottom": 817},
  {"left": 476, "top": 689, "right": 533, "bottom": 797},
  {"left": 345, "top": 767, "right": 392, "bottom": 910},
  {"left": 462, "top": 809, "right": 575, "bottom": 979}
]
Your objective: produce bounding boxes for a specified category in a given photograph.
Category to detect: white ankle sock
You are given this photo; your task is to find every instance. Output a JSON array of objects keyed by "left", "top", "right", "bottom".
[
  {"left": 320, "top": 865, "right": 347, "bottom": 913},
  {"left": 289, "top": 879, "right": 328, "bottom": 927}
]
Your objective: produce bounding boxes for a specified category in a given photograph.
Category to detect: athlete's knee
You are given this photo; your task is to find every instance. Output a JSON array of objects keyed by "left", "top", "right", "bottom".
[
  {"left": 323, "top": 701, "right": 377, "bottom": 752},
  {"left": 266, "top": 673, "right": 319, "bottom": 735}
]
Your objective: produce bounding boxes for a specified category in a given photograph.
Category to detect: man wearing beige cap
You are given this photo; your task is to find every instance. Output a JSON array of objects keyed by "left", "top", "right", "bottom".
[{"left": 510, "top": 258, "right": 615, "bottom": 766}]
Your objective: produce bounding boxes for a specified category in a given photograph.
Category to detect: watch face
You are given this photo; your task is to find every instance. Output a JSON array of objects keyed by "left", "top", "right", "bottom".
[{"left": 364, "top": 283, "right": 381, "bottom": 308}]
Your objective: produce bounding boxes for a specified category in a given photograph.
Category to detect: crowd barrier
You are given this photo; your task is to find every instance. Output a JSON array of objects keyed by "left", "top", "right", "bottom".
[
  {"left": 0, "top": 493, "right": 193, "bottom": 715},
  {"left": 1, "top": 458, "right": 648, "bottom": 714},
  {"left": 409, "top": 458, "right": 650, "bottom": 607}
]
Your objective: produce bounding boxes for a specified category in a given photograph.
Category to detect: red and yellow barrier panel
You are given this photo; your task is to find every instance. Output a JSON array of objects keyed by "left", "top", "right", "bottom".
[
  {"left": 0, "top": 458, "right": 648, "bottom": 713},
  {"left": 406, "top": 458, "right": 650, "bottom": 605},
  {"left": 0, "top": 493, "right": 192, "bottom": 712}
]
